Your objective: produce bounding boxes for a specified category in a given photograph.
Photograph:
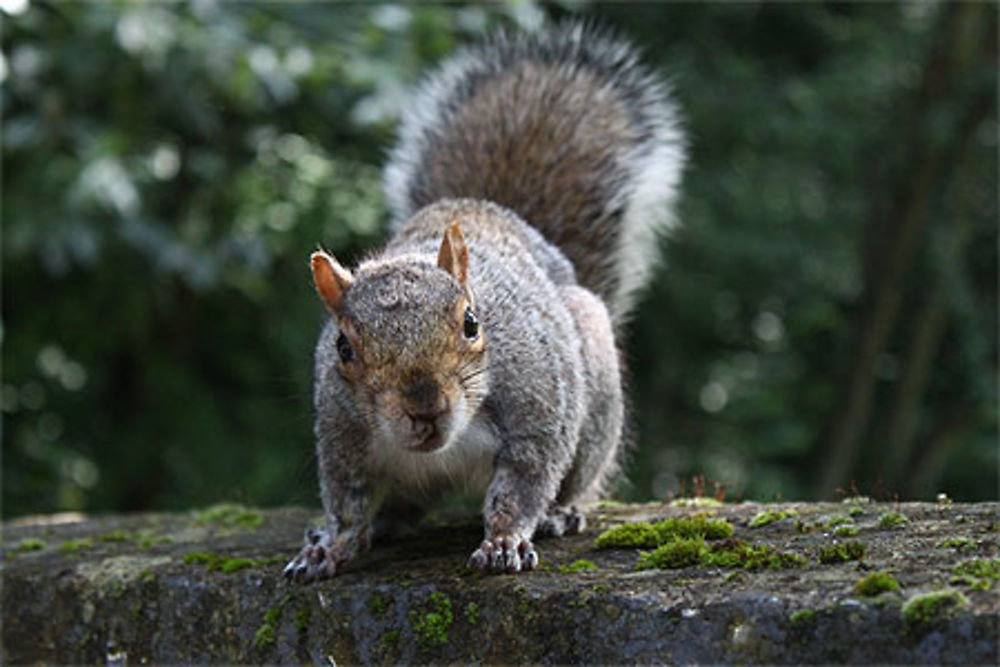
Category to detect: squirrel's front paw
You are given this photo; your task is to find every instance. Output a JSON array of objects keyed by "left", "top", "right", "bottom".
[
  {"left": 468, "top": 535, "right": 538, "bottom": 574},
  {"left": 283, "top": 527, "right": 338, "bottom": 584}
]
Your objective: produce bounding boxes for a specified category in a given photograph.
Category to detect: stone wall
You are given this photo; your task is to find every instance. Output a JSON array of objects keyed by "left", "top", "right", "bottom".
[{"left": 2, "top": 500, "right": 997, "bottom": 663}]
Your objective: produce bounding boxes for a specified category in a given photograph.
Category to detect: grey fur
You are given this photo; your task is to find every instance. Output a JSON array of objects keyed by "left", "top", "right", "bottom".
[
  {"left": 285, "top": 22, "right": 682, "bottom": 582},
  {"left": 385, "top": 21, "right": 686, "bottom": 326}
]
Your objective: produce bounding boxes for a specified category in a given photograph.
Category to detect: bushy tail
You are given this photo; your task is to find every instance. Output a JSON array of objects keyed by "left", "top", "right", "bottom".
[{"left": 384, "top": 21, "right": 685, "bottom": 326}]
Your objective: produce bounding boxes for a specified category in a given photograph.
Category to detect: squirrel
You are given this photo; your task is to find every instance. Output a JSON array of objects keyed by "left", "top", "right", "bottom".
[{"left": 284, "top": 22, "right": 685, "bottom": 582}]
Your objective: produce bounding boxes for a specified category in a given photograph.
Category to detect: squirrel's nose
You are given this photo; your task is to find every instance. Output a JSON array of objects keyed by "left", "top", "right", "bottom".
[{"left": 402, "top": 374, "right": 447, "bottom": 420}]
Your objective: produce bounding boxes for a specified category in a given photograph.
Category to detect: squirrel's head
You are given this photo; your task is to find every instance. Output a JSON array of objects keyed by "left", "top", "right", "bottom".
[{"left": 311, "top": 223, "right": 487, "bottom": 454}]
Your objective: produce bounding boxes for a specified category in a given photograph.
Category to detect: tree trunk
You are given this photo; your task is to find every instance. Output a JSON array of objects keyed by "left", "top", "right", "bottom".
[{"left": 815, "top": 3, "right": 996, "bottom": 496}]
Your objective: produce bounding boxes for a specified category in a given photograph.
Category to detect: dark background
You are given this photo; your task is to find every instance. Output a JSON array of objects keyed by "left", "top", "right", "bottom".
[{"left": 3, "top": 1, "right": 996, "bottom": 519}]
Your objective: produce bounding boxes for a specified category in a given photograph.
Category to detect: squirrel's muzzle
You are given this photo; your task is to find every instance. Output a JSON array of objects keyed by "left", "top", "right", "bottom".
[{"left": 401, "top": 374, "right": 447, "bottom": 419}]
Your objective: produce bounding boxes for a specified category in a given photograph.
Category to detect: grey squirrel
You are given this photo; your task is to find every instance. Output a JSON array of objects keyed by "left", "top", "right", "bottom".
[{"left": 284, "top": 22, "right": 684, "bottom": 582}]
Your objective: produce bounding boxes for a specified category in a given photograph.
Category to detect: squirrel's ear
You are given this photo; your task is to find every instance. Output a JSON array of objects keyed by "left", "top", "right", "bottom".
[
  {"left": 437, "top": 222, "right": 469, "bottom": 286},
  {"left": 311, "top": 250, "right": 353, "bottom": 313}
]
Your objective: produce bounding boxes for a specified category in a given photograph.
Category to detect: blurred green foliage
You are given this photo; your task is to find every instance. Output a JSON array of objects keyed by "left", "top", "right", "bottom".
[{"left": 2, "top": 1, "right": 996, "bottom": 519}]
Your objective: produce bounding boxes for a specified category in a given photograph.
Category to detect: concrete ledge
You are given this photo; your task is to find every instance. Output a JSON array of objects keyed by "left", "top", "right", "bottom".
[{"left": 2, "top": 501, "right": 997, "bottom": 663}]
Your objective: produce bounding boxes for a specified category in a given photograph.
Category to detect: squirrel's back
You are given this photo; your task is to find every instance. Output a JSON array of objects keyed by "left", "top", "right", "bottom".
[{"left": 384, "top": 22, "right": 685, "bottom": 324}]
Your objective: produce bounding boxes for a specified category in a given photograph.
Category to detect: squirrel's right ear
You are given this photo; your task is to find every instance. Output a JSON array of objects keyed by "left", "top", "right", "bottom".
[
  {"left": 437, "top": 222, "right": 469, "bottom": 287},
  {"left": 311, "top": 250, "right": 354, "bottom": 313}
]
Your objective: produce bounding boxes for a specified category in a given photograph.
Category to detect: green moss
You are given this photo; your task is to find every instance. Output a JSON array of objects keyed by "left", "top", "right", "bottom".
[
  {"left": 704, "top": 539, "right": 807, "bottom": 570},
  {"left": 818, "top": 541, "right": 866, "bottom": 564},
  {"left": 13, "top": 538, "right": 46, "bottom": 552},
  {"left": 635, "top": 535, "right": 806, "bottom": 572},
  {"left": 464, "top": 602, "right": 480, "bottom": 625},
  {"left": 749, "top": 508, "right": 798, "bottom": 528},
  {"left": 877, "top": 512, "right": 908, "bottom": 529},
  {"left": 901, "top": 590, "right": 969, "bottom": 632},
  {"left": 195, "top": 503, "right": 264, "bottom": 530},
  {"left": 183, "top": 551, "right": 219, "bottom": 567},
  {"left": 137, "top": 568, "right": 156, "bottom": 583},
  {"left": 218, "top": 557, "right": 257, "bottom": 574},
  {"left": 789, "top": 609, "right": 816, "bottom": 625},
  {"left": 136, "top": 533, "right": 172, "bottom": 550},
  {"left": 295, "top": 607, "right": 311, "bottom": 635},
  {"left": 596, "top": 515, "right": 733, "bottom": 549},
  {"left": 377, "top": 629, "right": 400, "bottom": 657},
  {"left": 253, "top": 606, "right": 282, "bottom": 650},
  {"left": 595, "top": 522, "right": 660, "bottom": 548},
  {"left": 371, "top": 591, "right": 388, "bottom": 616},
  {"left": 938, "top": 536, "right": 975, "bottom": 551},
  {"left": 558, "top": 559, "right": 599, "bottom": 573},
  {"left": 723, "top": 570, "right": 744, "bottom": 584},
  {"left": 848, "top": 506, "right": 865, "bottom": 517},
  {"left": 953, "top": 558, "right": 1000, "bottom": 579},
  {"left": 98, "top": 530, "right": 131, "bottom": 542},
  {"left": 825, "top": 516, "right": 852, "bottom": 529},
  {"left": 795, "top": 520, "right": 822, "bottom": 533},
  {"left": 950, "top": 575, "right": 992, "bottom": 591},
  {"left": 411, "top": 592, "right": 453, "bottom": 649},
  {"left": 253, "top": 625, "right": 276, "bottom": 650},
  {"left": 951, "top": 558, "right": 1000, "bottom": 590},
  {"left": 637, "top": 537, "right": 706, "bottom": 570},
  {"left": 833, "top": 525, "right": 860, "bottom": 537},
  {"left": 657, "top": 516, "right": 734, "bottom": 540},
  {"left": 183, "top": 551, "right": 282, "bottom": 573},
  {"left": 58, "top": 538, "right": 93, "bottom": 553},
  {"left": 854, "top": 572, "right": 901, "bottom": 596}
]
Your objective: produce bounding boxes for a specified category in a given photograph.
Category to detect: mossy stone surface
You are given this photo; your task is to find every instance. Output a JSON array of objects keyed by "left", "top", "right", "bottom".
[{"left": 2, "top": 502, "right": 998, "bottom": 664}]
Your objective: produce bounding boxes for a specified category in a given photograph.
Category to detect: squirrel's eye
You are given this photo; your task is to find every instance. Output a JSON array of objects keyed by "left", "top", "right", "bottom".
[
  {"left": 463, "top": 307, "right": 479, "bottom": 340},
  {"left": 336, "top": 332, "right": 354, "bottom": 363}
]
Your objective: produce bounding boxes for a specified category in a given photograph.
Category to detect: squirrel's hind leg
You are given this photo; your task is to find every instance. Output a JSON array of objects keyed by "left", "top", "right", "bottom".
[
  {"left": 535, "top": 504, "right": 587, "bottom": 538},
  {"left": 555, "top": 285, "right": 626, "bottom": 507}
]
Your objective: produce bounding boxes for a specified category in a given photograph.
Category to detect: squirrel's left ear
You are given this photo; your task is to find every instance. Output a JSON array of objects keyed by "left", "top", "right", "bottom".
[
  {"left": 311, "top": 250, "right": 354, "bottom": 313},
  {"left": 437, "top": 222, "right": 469, "bottom": 287}
]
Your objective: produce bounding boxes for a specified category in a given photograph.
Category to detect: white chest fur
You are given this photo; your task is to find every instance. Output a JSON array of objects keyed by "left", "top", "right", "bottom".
[{"left": 368, "top": 415, "right": 499, "bottom": 500}]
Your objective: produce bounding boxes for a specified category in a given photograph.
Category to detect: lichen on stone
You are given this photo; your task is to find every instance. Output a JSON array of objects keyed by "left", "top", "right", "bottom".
[{"left": 669, "top": 497, "right": 723, "bottom": 508}]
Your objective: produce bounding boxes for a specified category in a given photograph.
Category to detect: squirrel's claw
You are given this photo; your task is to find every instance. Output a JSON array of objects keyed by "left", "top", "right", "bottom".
[
  {"left": 468, "top": 535, "right": 538, "bottom": 574},
  {"left": 283, "top": 528, "right": 339, "bottom": 584}
]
